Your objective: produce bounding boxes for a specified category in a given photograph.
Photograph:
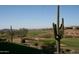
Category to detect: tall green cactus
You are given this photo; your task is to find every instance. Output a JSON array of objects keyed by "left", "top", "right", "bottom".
[
  {"left": 10, "top": 26, "right": 14, "bottom": 42},
  {"left": 53, "top": 18, "right": 64, "bottom": 39},
  {"left": 53, "top": 5, "right": 64, "bottom": 53}
]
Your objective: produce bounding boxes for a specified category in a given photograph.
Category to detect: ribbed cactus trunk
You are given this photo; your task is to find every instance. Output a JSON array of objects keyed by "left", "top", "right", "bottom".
[
  {"left": 53, "top": 5, "right": 64, "bottom": 54},
  {"left": 57, "top": 5, "right": 60, "bottom": 33},
  {"left": 56, "top": 5, "right": 60, "bottom": 54}
]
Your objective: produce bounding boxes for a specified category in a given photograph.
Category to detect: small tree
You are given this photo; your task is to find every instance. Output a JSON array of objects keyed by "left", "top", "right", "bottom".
[
  {"left": 18, "top": 28, "right": 28, "bottom": 38},
  {"left": 18, "top": 28, "right": 28, "bottom": 43}
]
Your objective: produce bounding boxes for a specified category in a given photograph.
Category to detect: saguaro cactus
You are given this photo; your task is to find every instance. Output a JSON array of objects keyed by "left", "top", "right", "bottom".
[
  {"left": 53, "top": 5, "right": 64, "bottom": 54},
  {"left": 10, "top": 26, "right": 14, "bottom": 42}
]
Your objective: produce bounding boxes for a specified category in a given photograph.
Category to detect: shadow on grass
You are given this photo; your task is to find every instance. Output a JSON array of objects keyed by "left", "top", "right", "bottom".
[
  {"left": 0, "top": 42, "right": 56, "bottom": 54},
  {"left": 0, "top": 42, "right": 42, "bottom": 54}
]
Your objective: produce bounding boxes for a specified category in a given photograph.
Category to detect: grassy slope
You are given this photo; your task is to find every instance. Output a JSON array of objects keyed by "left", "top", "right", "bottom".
[
  {"left": 43, "top": 38, "right": 79, "bottom": 49},
  {"left": 0, "top": 42, "right": 42, "bottom": 54},
  {"left": 61, "top": 38, "right": 79, "bottom": 49},
  {"left": 27, "top": 29, "right": 52, "bottom": 37},
  {"left": 27, "top": 29, "right": 79, "bottom": 49}
]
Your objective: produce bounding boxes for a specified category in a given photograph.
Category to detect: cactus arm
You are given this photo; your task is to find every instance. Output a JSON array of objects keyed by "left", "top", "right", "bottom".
[
  {"left": 59, "top": 18, "right": 64, "bottom": 38},
  {"left": 62, "top": 18, "right": 64, "bottom": 36},
  {"left": 53, "top": 23, "right": 57, "bottom": 39}
]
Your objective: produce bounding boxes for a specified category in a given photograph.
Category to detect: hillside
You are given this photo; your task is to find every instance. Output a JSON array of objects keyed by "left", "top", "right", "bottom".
[{"left": 0, "top": 42, "right": 42, "bottom": 54}]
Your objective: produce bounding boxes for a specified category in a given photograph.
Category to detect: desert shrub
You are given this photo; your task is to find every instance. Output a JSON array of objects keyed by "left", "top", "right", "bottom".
[
  {"left": 0, "top": 38, "right": 7, "bottom": 42},
  {"left": 34, "top": 43, "right": 38, "bottom": 46},
  {"left": 21, "top": 39, "right": 25, "bottom": 43}
]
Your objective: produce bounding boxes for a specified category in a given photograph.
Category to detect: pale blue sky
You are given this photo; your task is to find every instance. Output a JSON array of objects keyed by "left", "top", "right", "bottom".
[{"left": 0, "top": 5, "right": 79, "bottom": 29}]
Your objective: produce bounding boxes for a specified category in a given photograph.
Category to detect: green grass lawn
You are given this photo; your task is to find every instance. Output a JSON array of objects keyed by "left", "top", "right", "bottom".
[
  {"left": 1, "top": 38, "right": 79, "bottom": 54},
  {"left": 42, "top": 38, "right": 79, "bottom": 49},
  {"left": 0, "top": 40, "right": 56, "bottom": 54},
  {"left": 61, "top": 38, "right": 79, "bottom": 49}
]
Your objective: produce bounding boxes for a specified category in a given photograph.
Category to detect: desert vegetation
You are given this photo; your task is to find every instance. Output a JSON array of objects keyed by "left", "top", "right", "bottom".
[
  {"left": 0, "top": 26, "right": 79, "bottom": 53},
  {"left": 0, "top": 5, "right": 79, "bottom": 54}
]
